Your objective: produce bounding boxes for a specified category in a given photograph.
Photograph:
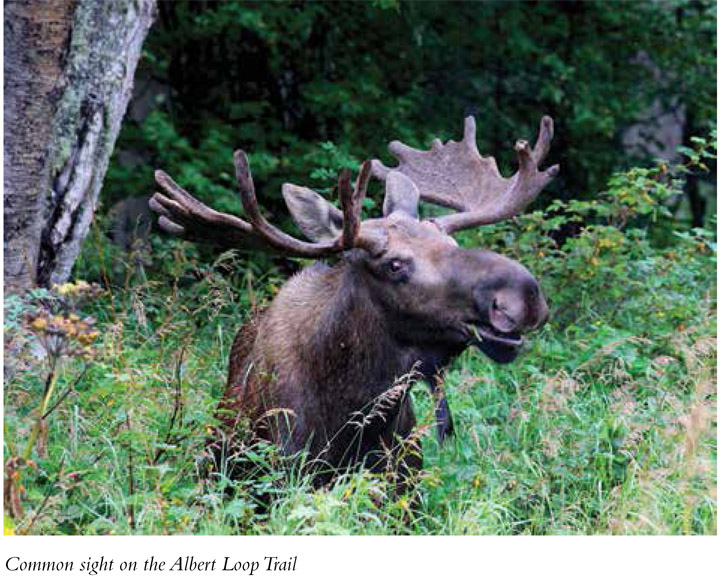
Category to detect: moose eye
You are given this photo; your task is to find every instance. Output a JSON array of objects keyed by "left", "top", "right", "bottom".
[
  {"left": 383, "top": 259, "right": 410, "bottom": 281},
  {"left": 387, "top": 259, "right": 404, "bottom": 273}
]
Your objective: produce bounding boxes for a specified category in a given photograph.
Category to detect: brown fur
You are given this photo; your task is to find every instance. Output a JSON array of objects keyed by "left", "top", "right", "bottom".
[
  {"left": 209, "top": 215, "right": 548, "bottom": 487},
  {"left": 213, "top": 261, "right": 423, "bottom": 484}
]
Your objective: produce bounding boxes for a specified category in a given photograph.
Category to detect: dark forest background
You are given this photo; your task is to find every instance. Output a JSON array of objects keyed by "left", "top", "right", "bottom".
[{"left": 104, "top": 0, "right": 716, "bottom": 239}]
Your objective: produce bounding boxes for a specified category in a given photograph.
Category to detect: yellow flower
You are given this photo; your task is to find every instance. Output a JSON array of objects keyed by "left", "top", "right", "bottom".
[
  {"left": 4, "top": 514, "right": 15, "bottom": 536},
  {"left": 54, "top": 283, "right": 74, "bottom": 296}
]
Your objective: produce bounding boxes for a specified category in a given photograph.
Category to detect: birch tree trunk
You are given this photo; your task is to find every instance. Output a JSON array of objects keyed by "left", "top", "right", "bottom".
[{"left": 4, "top": 0, "right": 156, "bottom": 291}]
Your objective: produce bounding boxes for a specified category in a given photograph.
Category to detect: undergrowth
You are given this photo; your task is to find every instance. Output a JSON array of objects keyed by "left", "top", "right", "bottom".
[{"left": 4, "top": 137, "right": 716, "bottom": 535}]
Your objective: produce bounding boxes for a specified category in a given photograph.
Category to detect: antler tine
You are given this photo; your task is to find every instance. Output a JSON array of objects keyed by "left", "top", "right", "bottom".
[
  {"left": 354, "top": 160, "right": 372, "bottom": 207},
  {"left": 151, "top": 151, "right": 379, "bottom": 259},
  {"left": 151, "top": 170, "right": 261, "bottom": 247},
  {"left": 372, "top": 115, "right": 560, "bottom": 234},
  {"left": 233, "top": 150, "right": 343, "bottom": 257},
  {"left": 532, "top": 115, "right": 554, "bottom": 165},
  {"left": 337, "top": 169, "right": 357, "bottom": 249},
  {"left": 462, "top": 116, "right": 479, "bottom": 155},
  {"left": 338, "top": 160, "right": 372, "bottom": 249}
]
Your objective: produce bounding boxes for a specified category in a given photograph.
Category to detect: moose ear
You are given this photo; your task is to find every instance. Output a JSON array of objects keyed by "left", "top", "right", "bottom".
[
  {"left": 282, "top": 184, "right": 343, "bottom": 243},
  {"left": 383, "top": 171, "right": 420, "bottom": 218}
]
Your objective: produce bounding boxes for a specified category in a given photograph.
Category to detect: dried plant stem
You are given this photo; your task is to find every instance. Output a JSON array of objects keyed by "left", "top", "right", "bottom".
[
  {"left": 22, "top": 456, "right": 66, "bottom": 534},
  {"left": 42, "top": 364, "right": 89, "bottom": 420},
  {"left": 22, "top": 361, "right": 58, "bottom": 460},
  {"left": 6, "top": 360, "right": 61, "bottom": 521},
  {"left": 153, "top": 342, "right": 188, "bottom": 465},
  {"left": 126, "top": 411, "right": 136, "bottom": 530}
]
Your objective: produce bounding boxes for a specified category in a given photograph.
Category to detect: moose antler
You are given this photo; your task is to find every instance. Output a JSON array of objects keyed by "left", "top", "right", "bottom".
[
  {"left": 371, "top": 116, "right": 559, "bottom": 233},
  {"left": 150, "top": 152, "right": 374, "bottom": 258}
]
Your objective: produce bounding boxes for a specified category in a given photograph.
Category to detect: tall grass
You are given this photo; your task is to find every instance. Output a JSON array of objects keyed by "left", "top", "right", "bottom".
[{"left": 4, "top": 143, "right": 716, "bottom": 535}]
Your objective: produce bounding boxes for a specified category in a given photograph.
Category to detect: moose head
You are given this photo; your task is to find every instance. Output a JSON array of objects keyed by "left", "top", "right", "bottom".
[{"left": 150, "top": 116, "right": 558, "bottom": 483}]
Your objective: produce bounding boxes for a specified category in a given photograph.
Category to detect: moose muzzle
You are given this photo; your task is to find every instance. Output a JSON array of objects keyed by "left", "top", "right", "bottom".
[{"left": 464, "top": 250, "right": 549, "bottom": 364}]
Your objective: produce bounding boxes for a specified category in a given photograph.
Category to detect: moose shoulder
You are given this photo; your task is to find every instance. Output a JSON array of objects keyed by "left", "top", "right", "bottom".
[{"left": 150, "top": 116, "right": 558, "bottom": 486}]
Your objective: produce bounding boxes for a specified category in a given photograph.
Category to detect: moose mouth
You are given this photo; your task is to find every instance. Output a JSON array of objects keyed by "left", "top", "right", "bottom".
[{"left": 467, "top": 323, "right": 524, "bottom": 364}]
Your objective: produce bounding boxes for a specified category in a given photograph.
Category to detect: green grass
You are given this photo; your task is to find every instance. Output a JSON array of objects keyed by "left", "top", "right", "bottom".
[
  {"left": 4, "top": 153, "right": 717, "bottom": 535},
  {"left": 4, "top": 234, "right": 716, "bottom": 535}
]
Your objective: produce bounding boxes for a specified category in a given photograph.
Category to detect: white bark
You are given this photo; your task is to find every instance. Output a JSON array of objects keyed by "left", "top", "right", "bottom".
[
  {"left": 4, "top": 0, "right": 156, "bottom": 290},
  {"left": 4, "top": 0, "right": 76, "bottom": 291}
]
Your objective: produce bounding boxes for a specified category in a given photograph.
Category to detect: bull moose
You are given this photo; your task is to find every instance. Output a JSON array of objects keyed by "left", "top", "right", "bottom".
[{"left": 149, "top": 116, "right": 558, "bottom": 488}]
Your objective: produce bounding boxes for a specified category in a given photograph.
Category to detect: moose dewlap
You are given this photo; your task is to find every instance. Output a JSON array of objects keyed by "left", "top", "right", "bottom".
[{"left": 150, "top": 115, "right": 558, "bottom": 487}]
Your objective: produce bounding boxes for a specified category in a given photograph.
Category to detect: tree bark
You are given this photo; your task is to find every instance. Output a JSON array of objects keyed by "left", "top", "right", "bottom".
[{"left": 4, "top": 0, "right": 156, "bottom": 291}]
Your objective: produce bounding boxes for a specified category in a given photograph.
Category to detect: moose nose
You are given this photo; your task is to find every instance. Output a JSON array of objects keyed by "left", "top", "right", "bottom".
[
  {"left": 488, "top": 297, "right": 522, "bottom": 333},
  {"left": 485, "top": 277, "right": 549, "bottom": 334}
]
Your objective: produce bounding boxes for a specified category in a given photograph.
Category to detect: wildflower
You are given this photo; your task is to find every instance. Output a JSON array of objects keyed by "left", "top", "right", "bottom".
[
  {"left": 54, "top": 283, "right": 73, "bottom": 296},
  {"left": 77, "top": 331, "right": 95, "bottom": 345}
]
